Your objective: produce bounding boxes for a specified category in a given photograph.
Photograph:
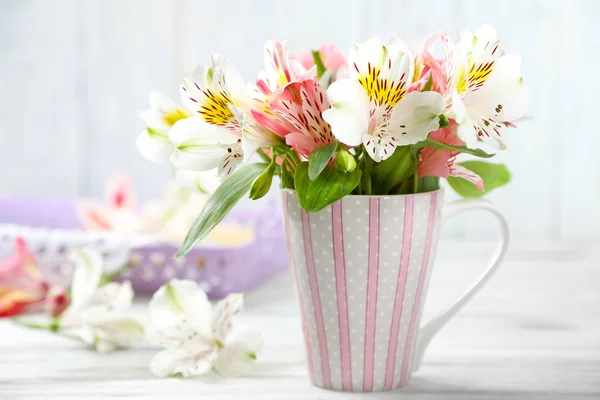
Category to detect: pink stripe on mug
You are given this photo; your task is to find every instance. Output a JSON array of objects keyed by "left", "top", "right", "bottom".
[
  {"left": 282, "top": 191, "right": 315, "bottom": 383},
  {"left": 362, "top": 198, "right": 380, "bottom": 391},
  {"left": 301, "top": 210, "right": 332, "bottom": 389},
  {"left": 331, "top": 201, "right": 352, "bottom": 391}
]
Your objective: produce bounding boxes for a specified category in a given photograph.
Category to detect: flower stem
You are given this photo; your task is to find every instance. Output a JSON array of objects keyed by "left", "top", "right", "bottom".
[
  {"left": 288, "top": 150, "right": 301, "bottom": 167},
  {"left": 413, "top": 170, "right": 419, "bottom": 193},
  {"left": 256, "top": 148, "right": 271, "bottom": 163},
  {"left": 13, "top": 318, "right": 60, "bottom": 332}
]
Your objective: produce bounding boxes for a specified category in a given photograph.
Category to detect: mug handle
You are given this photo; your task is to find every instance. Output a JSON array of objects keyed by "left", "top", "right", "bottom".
[{"left": 412, "top": 198, "right": 510, "bottom": 371}]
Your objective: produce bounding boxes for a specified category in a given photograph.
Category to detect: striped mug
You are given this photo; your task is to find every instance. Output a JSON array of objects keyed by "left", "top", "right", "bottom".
[{"left": 281, "top": 188, "right": 509, "bottom": 392}]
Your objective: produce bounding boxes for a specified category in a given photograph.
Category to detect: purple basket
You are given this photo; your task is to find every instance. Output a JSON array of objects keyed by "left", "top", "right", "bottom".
[{"left": 0, "top": 198, "right": 287, "bottom": 298}]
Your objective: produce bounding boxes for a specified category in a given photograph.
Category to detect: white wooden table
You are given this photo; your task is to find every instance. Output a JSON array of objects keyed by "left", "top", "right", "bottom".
[{"left": 1, "top": 242, "right": 599, "bottom": 399}]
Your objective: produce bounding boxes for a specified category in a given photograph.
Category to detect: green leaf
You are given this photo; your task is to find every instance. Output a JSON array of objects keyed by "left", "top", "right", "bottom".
[
  {"left": 249, "top": 164, "right": 275, "bottom": 200},
  {"left": 280, "top": 157, "right": 295, "bottom": 189},
  {"left": 295, "top": 162, "right": 361, "bottom": 212},
  {"left": 447, "top": 161, "right": 511, "bottom": 198},
  {"left": 176, "top": 163, "right": 269, "bottom": 257},
  {"left": 422, "top": 74, "right": 433, "bottom": 92},
  {"left": 335, "top": 147, "right": 357, "bottom": 173},
  {"left": 312, "top": 50, "right": 327, "bottom": 78},
  {"left": 308, "top": 142, "right": 337, "bottom": 180},
  {"left": 422, "top": 139, "right": 495, "bottom": 158},
  {"left": 371, "top": 146, "right": 417, "bottom": 194},
  {"left": 418, "top": 176, "right": 440, "bottom": 193}
]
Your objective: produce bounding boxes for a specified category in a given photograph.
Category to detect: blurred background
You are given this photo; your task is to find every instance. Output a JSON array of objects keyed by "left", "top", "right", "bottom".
[{"left": 0, "top": 0, "right": 597, "bottom": 244}]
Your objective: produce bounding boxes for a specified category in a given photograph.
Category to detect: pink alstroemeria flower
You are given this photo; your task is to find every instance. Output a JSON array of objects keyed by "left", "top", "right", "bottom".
[
  {"left": 0, "top": 237, "right": 49, "bottom": 317},
  {"left": 409, "top": 33, "right": 453, "bottom": 95},
  {"left": 270, "top": 78, "right": 334, "bottom": 157},
  {"left": 77, "top": 175, "right": 140, "bottom": 233},
  {"left": 418, "top": 124, "right": 484, "bottom": 190},
  {"left": 291, "top": 44, "right": 347, "bottom": 73},
  {"left": 250, "top": 39, "right": 316, "bottom": 139}
]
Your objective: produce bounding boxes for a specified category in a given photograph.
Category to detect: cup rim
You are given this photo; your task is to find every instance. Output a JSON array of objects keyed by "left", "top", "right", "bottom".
[{"left": 281, "top": 187, "right": 445, "bottom": 199}]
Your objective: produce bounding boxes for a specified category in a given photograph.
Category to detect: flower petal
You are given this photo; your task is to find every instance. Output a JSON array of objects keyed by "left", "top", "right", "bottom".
[
  {"left": 180, "top": 57, "right": 248, "bottom": 130},
  {"left": 348, "top": 37, "right": 413, "bottom": 118},
  {"left": 386, "top": 91, "right": 445, "bottom": 145},
  {"left": 75, "top": 202, "right": 115, "bottom": 231},
  {"left": 362, "top": 129, "right": 397, "bottom": 162},
  {"left": 211, "top": 293, "right": 243, "bottom": 343},
  {"left": 448, "top": 93, "right": 477, "bottom": 148},
  {"left": 66, "top": 248, "right": 103, "bottom": 312},
  {"left": 214, "top": 329, "right": 263, "bottom": 377},
  {"left": 0, "top": 288, "right": 44, "bottom": 317},
  {"left": 169, "top": 117, "right": 243, "bottom": 175},
  {"left": 211, "top": 54, "right": 250, "bottom": 108},
  {"left": 451, "top": 164, "right": 484, "bottom": 191},
  {"left": 142, "top": 92, "right": 189, "bottom": 130},
  {"left": 465, "top": 55, "right": 530, "bottom": 122},
  {"left": 463, "top": 55, "right": 530, "bottom": 149},
  {"left": 94, "top": 280, "right": 134, "bottom": 310},
  {"left": 322, "top": 79, "right": 370, "bottom": 147},
  {"left": 136, "top": 129, "right": 175, "bottom": 164},
  {"left": 105, "top": 175, "right": 134, "bottom": 209},
  {"left": 174, "top": 169, "right": 221, "bottom": 194},
  {"left": 150, "top": 349, "right": 214, "bottom": 378},
  {"left": 149, "top": 279, "right": 212, "bottom": 332}
]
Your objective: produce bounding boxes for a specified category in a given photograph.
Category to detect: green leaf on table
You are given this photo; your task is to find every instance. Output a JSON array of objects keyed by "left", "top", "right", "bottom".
[
  {"left": 308, "top": 142, "right": 337, "bottom": 180},
  {"left": 371, "top": 146, "right": 417, "bottom": 194},
  {"left": 312, "top": 50, "right": 327, "bottom": 78},
  {"left": 176, "top": 163, "right": 269, "bottom": 257},
  {"left": 422, "top": 139, "right": 495, "bottom": 158},
  {"left": 249, "top": 164, "right": 275, "bottom": 200},
  {"left": 447, "top": 161, "right": 511, "bottom": 198},
  {"left": 295, "top": 161, "right": 361, "bottom": 212}
]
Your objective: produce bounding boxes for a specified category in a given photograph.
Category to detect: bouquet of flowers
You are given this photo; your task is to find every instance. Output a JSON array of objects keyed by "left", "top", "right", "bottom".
[{"left": 137, "top": 25, "right": 530, "bottom": 257}]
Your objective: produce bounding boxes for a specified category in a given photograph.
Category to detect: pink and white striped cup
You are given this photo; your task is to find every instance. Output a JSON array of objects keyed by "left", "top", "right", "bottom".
[{"left": 282, "top": 188, "right": 509, "bottom": 392}]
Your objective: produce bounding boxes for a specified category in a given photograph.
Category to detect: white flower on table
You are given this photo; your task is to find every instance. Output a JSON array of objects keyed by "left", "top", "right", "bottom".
[
  {"left": 148, "top": 279, "right": 262, "bottom": 378},
  {"left": 60, "top": 249, "right": 144, "bottom": 352}
]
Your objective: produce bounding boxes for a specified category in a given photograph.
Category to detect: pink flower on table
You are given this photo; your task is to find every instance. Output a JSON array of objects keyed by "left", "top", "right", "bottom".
[
  {"left": 418, "top": 124, "right": 484, "bottom": 190},
  {"left": 270, "top": 78, "right": 334, "bottom": 158},
  {"left": 0, "top": 238, "right": 49, "bottom": 317},
  {"left": 46, "top": 286, "right": 69, "bottom": 318},
  {"left": 291, "top": 44, "right": 347, "bottom": 73}
]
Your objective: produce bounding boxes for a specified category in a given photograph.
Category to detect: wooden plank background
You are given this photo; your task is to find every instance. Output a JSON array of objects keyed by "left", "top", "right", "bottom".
[{"left": 0, "top": 0, "right": 596, "bottom": 241}]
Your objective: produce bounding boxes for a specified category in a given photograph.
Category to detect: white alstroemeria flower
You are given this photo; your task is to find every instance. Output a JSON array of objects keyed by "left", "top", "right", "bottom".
[
  {"left": 137, "top": 92, "right": 189, "bottom": 163},
  {"left": 61, "top": 249, "right": 144, "bottom": 352},
  {"left": 172, "top": 55, "right": 278, "bottom": 177},
  {"left": 148, "top": 280, "right": 262, "bottom": 378},
  {"left": 450, "top": 25, "right": 531, "bottom": 149},
  {"left": 169, "top": 116, "right": 244, "bottom": 178},
  {"left": 322, "top": 37, "right": 446, "bottom": 162}
]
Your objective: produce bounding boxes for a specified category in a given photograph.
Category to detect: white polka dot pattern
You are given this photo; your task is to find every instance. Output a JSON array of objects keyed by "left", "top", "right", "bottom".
[{"left": 281, "top": 189, "right": 443, "bottom": 392}]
